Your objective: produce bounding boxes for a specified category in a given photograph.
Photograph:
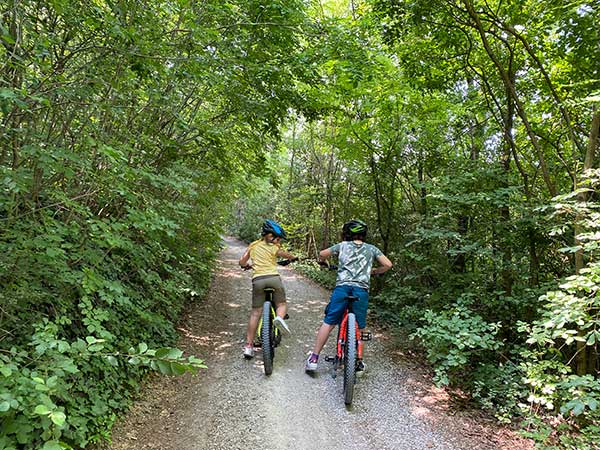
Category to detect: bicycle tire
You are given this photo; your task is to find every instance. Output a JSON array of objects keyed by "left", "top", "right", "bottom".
[
  {"left": 261, "top": 301, "right": 274, "bottom": 375},
  {"left": 343, "top": 313, "right": 357, "bottom": 405}
]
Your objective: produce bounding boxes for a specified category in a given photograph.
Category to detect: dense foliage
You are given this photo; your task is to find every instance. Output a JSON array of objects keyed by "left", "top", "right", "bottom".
[
  {"left": 233, "top": 1, "right": 600, "bottom": 448},
  {"left": 1, "top": 0, "right": 308, "bottom": 448}
]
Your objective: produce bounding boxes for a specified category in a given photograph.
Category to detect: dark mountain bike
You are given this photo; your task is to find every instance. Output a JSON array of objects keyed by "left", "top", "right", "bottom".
[{"left": 243, "top": 258, "right": 296, "bottom": 375}]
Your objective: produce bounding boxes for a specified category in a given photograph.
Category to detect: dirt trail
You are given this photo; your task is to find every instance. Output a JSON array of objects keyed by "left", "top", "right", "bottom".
[{"left": 108, "top": 237, "right": 533, "bottom": 450}]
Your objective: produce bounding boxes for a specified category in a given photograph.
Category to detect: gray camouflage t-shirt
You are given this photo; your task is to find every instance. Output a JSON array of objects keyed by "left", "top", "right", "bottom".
[{"left": 329, "top": 241, "right": 383, "bottom": 290}]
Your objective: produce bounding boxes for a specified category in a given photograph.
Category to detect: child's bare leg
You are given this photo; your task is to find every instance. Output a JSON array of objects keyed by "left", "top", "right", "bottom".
[
  {"left": 275, "top": 302, "right": 287, "bottom": 319},
  {"left": 245, "top": 307, "right": 262, "bottom": 345},
  {"left": 312, "top": 322, "right": 336, "bottom": 355}
]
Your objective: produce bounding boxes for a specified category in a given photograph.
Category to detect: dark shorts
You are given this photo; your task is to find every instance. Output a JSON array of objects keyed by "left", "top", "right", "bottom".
[
  {"left": 324, "top": 284, "right": 369, "bottom": 329},
  {"left": 251, "top": 275, "right": 286, "bottom": 308}
]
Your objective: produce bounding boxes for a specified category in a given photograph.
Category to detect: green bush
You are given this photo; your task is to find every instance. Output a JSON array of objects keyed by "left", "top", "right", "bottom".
[
  {"left": 1, "top": 162, "right": 214, "bottom": 449},
  {"left": 471, "top": 360, "right": 526, "bottom": 422},
  {"left": 412, "top": 305, "right": 502, "bottom": 386}
]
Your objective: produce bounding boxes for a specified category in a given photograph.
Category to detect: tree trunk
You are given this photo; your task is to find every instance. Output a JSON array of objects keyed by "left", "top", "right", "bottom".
[
  {"left": 2, "top": 0, "right": 24, "bottom": 170},
  {"left": 499, "top": 49, "right": 515, "bottom": 296},
  {"left": 418, "top": 148, "right": 427, "bottom": 216},
  {"left": 321, "top": 125, "right": 337, "bottom": 249},
  {"left": 453, "top": 114, "right": 479, "bottom": 274}
]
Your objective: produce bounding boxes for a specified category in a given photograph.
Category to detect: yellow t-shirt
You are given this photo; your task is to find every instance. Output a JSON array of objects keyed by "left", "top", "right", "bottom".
[{"left": 249, "top": 239, "right": 279, "bottom": 278}]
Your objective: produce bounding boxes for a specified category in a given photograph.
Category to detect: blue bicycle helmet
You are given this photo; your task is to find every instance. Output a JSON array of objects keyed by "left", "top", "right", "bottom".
[{"left": 262, "top": 219, "right": 286, "bottom": 239}]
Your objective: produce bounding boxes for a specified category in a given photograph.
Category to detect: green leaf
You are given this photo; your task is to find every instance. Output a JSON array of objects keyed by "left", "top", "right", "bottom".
[
  {"left": 45, "top": 247, "right": 62, "bottom": 258},
  {"left": 0, "top": 401, "right": 10, "bottom": 412},
  {"left": 155, "top": 347, "right": 183, "bottom": 359},
  {"left": 87, "top": 343, "right": 105, "bottom": 352},
  {"left": 106, "top": 355, "right": 119, "bottom": 367},
  {"left": 0, "top": 88, "right": 17, "bottom": 99},
  {"left": 50, "top": 411, "right": 66, "bottom": 426},
  {"left": 572, "top": 401, "right": 585, "bottom": 416},
  {"left": 170, "top": 362, "right": 188, "bottom": 376},
  {"left": 42, "top": 441, "right": 64, "bottom": 450},
  {"left": 156, "top": 360, "right": 173, "bottom": 375},
  {"left": 57, "top": 341, "right": 70, "bottom": 353},
  {"left": 34, "top": 404, "right": 51, "bottom": 415}
]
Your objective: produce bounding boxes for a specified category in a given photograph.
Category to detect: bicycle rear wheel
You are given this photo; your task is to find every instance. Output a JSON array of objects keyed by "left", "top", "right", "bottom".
[
  {"left": 261, "top": 301, "right": 274, "bottom": 375},
  {"left": 343, "top": 313, "right": 357, "bottom": 405}
]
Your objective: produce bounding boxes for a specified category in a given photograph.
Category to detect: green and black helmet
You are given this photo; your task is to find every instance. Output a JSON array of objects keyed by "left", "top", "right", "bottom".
[{"left": 342, "top": 219, "right": 368, "bottom": 241}]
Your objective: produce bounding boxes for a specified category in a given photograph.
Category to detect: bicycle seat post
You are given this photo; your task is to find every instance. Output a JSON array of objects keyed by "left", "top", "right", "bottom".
[
  {"left": 264, "top": 287, "right": 275, "bottom": 303},
  {"left": 346, "top": 295, "right": 358, "bottom": 314}
]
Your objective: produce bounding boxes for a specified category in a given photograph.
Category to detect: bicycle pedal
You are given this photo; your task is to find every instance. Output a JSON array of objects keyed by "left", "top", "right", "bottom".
[
  {"left": 324, "top": 356, "right": 335, "bottom": 362},
  {"left": 360, "top": 331, "right": 372, "bottom": 341}
]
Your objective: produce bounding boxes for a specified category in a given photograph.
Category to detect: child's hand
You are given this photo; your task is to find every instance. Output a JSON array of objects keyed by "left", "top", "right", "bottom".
[
  {"left": 318, "top": 261, "right": 337, "bottom": 270},
  {"left": 277, "top": 257, "right": 298, "bottom": 266}
]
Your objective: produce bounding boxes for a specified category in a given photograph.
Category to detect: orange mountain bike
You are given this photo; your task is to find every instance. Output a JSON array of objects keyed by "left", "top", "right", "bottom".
[{"left": 325, "top": 294, "right": 371, "bottom": 405}]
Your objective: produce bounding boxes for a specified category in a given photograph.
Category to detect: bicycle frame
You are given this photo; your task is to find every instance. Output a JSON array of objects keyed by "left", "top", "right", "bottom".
[
  {"left": 256, "top": 288, "right": 283, "bottom": 375},
  {"left": 256, "top": 290, "right": 282, "bottom": 346},
  {"left": 335, "top": 309, "right": 363, "bottom": 364}
]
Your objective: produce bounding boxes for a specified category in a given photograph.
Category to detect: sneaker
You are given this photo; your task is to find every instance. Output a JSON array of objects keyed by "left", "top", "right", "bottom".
[
  {"left": 305, "top": 353, "right": 318, "bottom": 372},
  {"left": 273, "top": 316, "right": 291, "bottom": 335},
  {"left": 356, "top": 359, "right": 366, "bottom": 374},
  {"left": 243, "top": 345, "right": 254, "bottom": 359}
]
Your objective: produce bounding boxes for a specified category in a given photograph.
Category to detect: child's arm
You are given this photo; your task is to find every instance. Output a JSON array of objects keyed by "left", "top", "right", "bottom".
[
  {"left": 276, "top": 248, "right": 297, "bottom": 260},
  {"left": 318, "top": 248, "right": 332, "bottom": 263},
  {"left": 239, "top": 248, "right": 251, "bottom": 268},
  {"left": 372, "top": 254, "right": 393, "bottom": 275}
]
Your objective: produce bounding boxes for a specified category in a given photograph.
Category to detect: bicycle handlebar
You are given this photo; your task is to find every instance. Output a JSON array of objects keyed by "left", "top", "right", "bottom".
[
  {"left": 277, "top": 257, "right": 299, "bottom": 266},
  {"left": 241, "top": 258, "right": 298, "bottom": 270},
  {"left": 318, "top": 261, "right": 338, "bottom": 270}
]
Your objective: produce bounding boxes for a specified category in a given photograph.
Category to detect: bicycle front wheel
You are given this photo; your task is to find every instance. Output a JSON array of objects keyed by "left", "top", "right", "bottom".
[
  {"left": 343, "top": 313, "right": 357, "bottom": 405},
  {"left": 261, "top": 301, "right": 274, "bottom": 375}
]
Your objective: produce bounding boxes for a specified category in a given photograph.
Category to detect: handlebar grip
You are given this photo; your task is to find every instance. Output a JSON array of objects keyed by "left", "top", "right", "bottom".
[
  {"left": 318, "top": 261, "right": 337, "bottom": 270},
  {"left": 277, "top": 257, "right": 298, "bottom": 266}
]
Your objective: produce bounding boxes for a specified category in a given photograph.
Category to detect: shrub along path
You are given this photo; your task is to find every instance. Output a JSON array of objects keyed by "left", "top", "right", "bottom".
[{"left": 107, "top": 237, "right": 533, "bottom": 450}]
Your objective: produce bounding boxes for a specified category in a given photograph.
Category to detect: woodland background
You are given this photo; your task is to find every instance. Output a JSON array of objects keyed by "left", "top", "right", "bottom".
[{"left": 1, "top": 1, "right": 599, "bottom": 449}]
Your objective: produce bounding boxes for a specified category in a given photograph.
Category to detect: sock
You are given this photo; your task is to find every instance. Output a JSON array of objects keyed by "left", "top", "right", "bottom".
[{"left": 309, "top": 352, "right": 319, "bottom": 363}]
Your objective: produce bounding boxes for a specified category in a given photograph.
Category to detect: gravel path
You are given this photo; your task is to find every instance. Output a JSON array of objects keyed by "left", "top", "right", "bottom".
[{"left": 107, "top": 237, "right": 533, "bottom": 450}]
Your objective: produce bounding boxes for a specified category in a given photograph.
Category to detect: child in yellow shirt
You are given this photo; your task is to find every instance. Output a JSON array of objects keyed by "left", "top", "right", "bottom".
[{"left": 239, "top": 220, "right": 297, "bottom": 358}]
